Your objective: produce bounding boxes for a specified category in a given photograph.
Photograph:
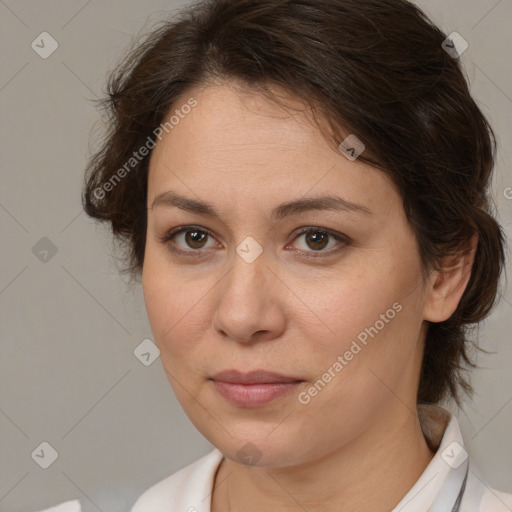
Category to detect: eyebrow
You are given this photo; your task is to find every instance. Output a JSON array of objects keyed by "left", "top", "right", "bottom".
[{"left": 150, "top": 191, "right": 372, "bottom": 221}]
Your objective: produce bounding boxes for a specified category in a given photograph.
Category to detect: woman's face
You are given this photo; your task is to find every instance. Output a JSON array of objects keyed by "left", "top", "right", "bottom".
[{"left": 142, "top": 81, "right": 433, "bottom": 468}]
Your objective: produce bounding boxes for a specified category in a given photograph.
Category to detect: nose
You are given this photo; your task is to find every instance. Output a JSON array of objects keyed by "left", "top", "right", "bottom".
[{"left": 212, "top": 248, "right": 286, "bottom": 345}]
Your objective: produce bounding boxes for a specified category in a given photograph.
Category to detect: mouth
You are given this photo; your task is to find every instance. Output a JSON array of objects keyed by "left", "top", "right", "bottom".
[{"left": 209, "top": 369, "right": 305, "bottom": 407}]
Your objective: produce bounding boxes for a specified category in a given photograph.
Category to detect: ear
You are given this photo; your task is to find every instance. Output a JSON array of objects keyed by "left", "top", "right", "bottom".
[{"left": 423, "top": 232, "right": 478, "bottom": 323}]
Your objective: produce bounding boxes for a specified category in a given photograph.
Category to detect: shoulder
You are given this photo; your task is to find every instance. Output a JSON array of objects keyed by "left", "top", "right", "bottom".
[
  {"left": 480, "top": 485, "right": 512, "bottom": 511},
  {"left": 130, "top": 448, "right": 223, "bottom": 512},
  {"left": 35, "top": 500, "right": 82, "bottom": 512},
  {"left": 464, "top": 469, "right": 512, "bottom": 511}
]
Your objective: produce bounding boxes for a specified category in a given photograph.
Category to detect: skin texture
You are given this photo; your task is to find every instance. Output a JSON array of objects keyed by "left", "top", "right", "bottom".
[{"left": 142, "top": 81, "right": 477, "bottom": 512}]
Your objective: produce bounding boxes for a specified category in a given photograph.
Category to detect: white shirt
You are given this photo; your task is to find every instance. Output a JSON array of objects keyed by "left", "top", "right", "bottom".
[{"left": 36, "top": 404, "right": 512, "bottom": 512}]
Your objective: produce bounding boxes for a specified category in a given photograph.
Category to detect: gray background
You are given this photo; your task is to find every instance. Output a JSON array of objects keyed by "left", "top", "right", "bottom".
[{"left": 0, "top": 1, "right": 511, "bottom": 511}]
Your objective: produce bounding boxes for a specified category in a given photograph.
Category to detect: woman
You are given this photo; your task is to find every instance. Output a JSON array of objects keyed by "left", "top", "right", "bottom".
[{"left": 40, "top": 0, "right": 511, "bottom": 510}]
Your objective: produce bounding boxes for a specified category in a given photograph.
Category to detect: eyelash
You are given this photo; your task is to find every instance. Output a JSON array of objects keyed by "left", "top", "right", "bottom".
[{"left": 157, "top": 225, "right": 351, "bottom": 259}]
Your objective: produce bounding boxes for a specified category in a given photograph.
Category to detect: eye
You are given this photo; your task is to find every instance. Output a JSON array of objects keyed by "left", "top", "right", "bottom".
[
  {"left": 157, "top": 225, "right": 351, "bottom": 258},
  {"left": 157, "top": 225, "right": 218, "bottom": 256},
  {"left": 287, "top": 227, "right": 350, "bottom": 258}
]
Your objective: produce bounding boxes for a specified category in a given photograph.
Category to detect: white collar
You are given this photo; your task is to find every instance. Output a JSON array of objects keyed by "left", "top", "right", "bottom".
[
  {"left": 142, "top": 403, "right": 469, "bottom": 512},
  {"left": 391, "top": 403, "right": 469, "bottom": 511},
  {"left": 37, "top": 403, "right": 512, "bottom": 511}
]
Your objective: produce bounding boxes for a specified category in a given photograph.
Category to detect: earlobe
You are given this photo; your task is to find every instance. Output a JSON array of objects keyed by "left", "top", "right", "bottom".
[{"left": 423, "top": 233, "right": 478, "bottom": 323}]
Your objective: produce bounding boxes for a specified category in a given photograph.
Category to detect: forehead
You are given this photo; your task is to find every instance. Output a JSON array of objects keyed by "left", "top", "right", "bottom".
[
  {"left": 147, "top": 82, "right": 400, "bottom": 217},
  {"left": 158, "top": 82, "right": 329, "bottom": 159}
]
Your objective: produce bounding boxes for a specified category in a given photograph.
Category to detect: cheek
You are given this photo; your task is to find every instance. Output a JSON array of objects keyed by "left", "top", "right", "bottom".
[
  {"left": 142, "top": 250, "right": 183, "bottom": 349},
  {"left": 298, "top": 247, "right": 424, "bottom": 384},
  {"left": 142, "top": 249, "right": 212, "bottom": 366},
  {"left": 302, "top": 267, "right": 405, "bottom": 351},
  {"left": 142, "top": 268, "right": 210, "bottom": 411}
]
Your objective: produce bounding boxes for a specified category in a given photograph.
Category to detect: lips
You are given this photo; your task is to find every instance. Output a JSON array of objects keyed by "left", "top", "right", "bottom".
[
  {"left": 209, "top": 369, "right": 304, "bottom": 407},
  {"left": 210, "top": 369, "right": 303, "bottom": 385}
]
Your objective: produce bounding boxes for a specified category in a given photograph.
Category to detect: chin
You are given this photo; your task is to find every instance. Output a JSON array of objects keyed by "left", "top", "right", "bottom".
[{"left": 207, "top": 431, "right": 312, "bottom": 469}]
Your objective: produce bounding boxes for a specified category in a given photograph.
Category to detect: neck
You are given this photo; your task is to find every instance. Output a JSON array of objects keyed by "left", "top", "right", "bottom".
[{"left": 211, "top": 404, "right": 435, "bottom": 512}]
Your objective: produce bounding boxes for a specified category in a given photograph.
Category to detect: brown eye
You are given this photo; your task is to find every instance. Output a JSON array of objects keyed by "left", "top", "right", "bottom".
[
  {"left": 290, "top": 228, "right": 350, "bottom": 257},
  {"left": 183, "top": 230, "right": 209, "bottom": 249},
  {"left": 304, "top": 231, "right": 330, "bottom": 251},
  {"left": 158, "top": 226, "right": 218, "bottom": 255},
  {"left": 159, "top": 225, "right": 350, "bottom": 259}
]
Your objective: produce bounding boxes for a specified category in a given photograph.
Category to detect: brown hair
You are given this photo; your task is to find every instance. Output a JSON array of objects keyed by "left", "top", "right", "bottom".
[{"left": 83, "top": 0, "right": 507, "bottom": 406}]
